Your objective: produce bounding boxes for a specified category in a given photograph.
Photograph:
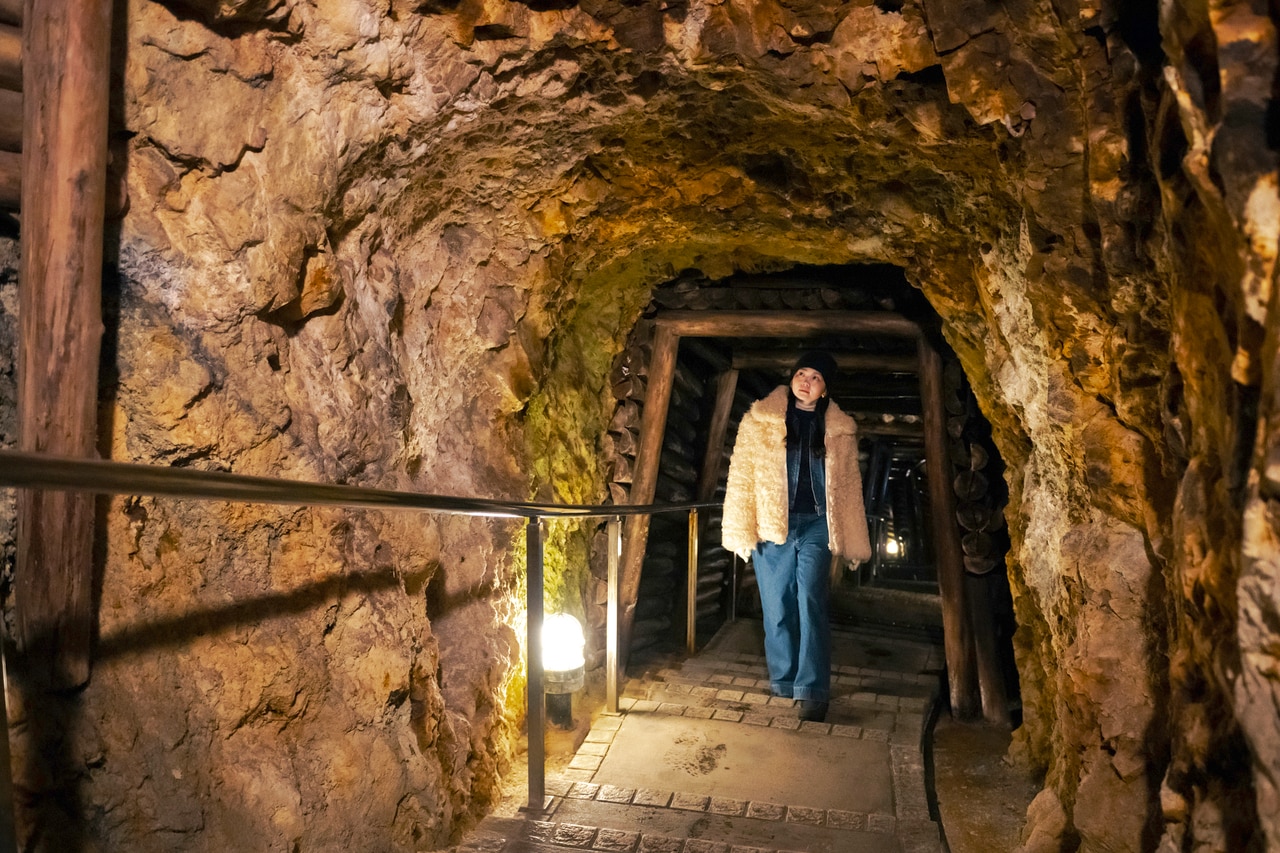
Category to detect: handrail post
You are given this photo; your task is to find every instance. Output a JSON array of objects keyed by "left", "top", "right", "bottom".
[
  {"left": 606, "top": 516, "right": 621, "bottom": 715},
  {"left": 686, "top": 508, "right": 699, "bottom": 654},
  {"left": 729, "top": 554, "right": 738, "bottom": 623},
  {"left": 525, "top": 516, "right": 546, "bottom": 812}
]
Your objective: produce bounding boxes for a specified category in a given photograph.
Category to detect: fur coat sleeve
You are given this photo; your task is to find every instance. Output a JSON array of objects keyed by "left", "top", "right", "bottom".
[
  {"left": 823, "top": 404, "right": 872, "bottom": 562},
  {"left": 721, "top": 386, "right": 872, "bottom": 562},
  {"left": 722, "top": 388, "right": 790, "bottom": 559}
]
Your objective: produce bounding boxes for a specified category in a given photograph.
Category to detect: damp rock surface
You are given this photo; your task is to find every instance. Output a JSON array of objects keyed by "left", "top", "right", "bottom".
[{"left": 0, "top": 0, "right": 1276, "bottom": 851}]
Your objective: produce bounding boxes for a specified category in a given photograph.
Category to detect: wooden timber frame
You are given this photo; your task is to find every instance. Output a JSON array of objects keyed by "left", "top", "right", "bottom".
[
  {"left": 0, "top": 0, "right": 20, "bottom": 209},
  {"left": 17, "top": 0, "right": 114, "bottom": 688},
  {"left": 619, "top": 309, "right": 994, "bottom": 721}
]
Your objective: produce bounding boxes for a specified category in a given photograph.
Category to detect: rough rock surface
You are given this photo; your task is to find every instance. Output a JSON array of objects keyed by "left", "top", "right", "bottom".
[{"left": 0, "top": 0, "right": 1277, "bottom": 850}]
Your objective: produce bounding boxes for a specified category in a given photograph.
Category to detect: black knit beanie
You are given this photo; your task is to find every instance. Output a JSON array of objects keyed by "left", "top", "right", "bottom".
[{"left": 792, "top": 350, "right": 837, "bottom": 385}]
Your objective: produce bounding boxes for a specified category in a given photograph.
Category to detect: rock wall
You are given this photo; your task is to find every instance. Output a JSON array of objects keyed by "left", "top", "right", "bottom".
[{"left": 0, "top": 0, "right": 1275, "bottom": 850}]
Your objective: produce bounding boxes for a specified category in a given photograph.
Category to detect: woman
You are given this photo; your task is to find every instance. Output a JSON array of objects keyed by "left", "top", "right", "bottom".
[{"left": 722, "top": 351, "right": 871, "bottom": 721}]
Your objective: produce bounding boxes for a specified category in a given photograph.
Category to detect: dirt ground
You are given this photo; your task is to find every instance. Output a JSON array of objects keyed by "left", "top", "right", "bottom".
[{"left": 930, "top": 715, "right": 1041, "bottom": 853}]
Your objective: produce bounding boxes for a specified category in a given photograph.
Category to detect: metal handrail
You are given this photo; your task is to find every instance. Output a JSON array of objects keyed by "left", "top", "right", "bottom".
[
  {"left": 0, "top": 451, "right": 713, "bottom": 519},
  {"left": 0, "top": 450, "right": 718, "bottom": 815}
]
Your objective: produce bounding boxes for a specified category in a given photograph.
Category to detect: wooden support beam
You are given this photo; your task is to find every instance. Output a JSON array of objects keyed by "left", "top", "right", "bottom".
[
  {"left": 968, "top": 573, "right": 1012, "bottom": 726},
  {"left": 18, "top": 0, "right": 114, "bottom": 689},
  {"left": 0, "top": 0, "right": 20, "bottom": 26},
  {"left": 918, "top": 336, "right": 980, "bottom": 718},
  {"left": 0, "top": 87, "right": 21, "bottom": 152},
  {"left": 0, "top": 148, "right": 17, "bottom": 207},
  {"left": 854, "top": 419, "right": 925, "bottom": 438},
  {"left": 696, "top": 369, "right": 738, "bottom": 502},
  {"left": 655, "top": 310, "right": 921, "bottom": 339},
  {"left": 619, "top": 326, "right": 679, "bottom": 666},
  {"left": 733, "top": 350, "right": 919, "bottom": 374},
  {"left": 0, "top": 23, "right": 19, "bottom": 91}
]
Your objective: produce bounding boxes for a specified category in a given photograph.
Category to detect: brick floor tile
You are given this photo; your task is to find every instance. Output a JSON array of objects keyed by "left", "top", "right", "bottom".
[
  {"left": 633, "top": 788, "right": 673, "bottom": 807},
  {"left": 637, "top": 835, "right": 685, "bottom": 853},
  {"left": 671, "top": 792, "right": 711, "bottom": 811},
  {"left": 745, "top": 801, "right": 786, "bottom": 820},
  {"left": 597, "top": 784, "right": 636, "bottom": 804},
  {"left": 708, "top": 796, "right": 747, "bottom": 816},
  {"left": 826, "top": 809, "right": 867, "bottom": 830},
  {"left": 684, "top": 840, "right": 731, "bottom": 853},
  {"left": 785, "top": 806, "right": 825, "bottom": 826},
  {"left": 567, "top": 782, "right": 601, "bottom": 799},
  {"left": 554, "top": 823, "right": 599, "bottom": 847},
  {"left": 594, "top": 828, "right": 641, "bottom": 852}
]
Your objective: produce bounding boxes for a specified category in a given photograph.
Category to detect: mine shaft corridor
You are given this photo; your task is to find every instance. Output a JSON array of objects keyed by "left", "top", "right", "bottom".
[
  {"left": 1, "top": 0, "right": 1274, "bottom": 847},
  {"left": 446, "top": 265, "right": 1021, "bottom": 851},
  {"left": 608, "top": 266, "right": 1015, "bottom": 727}
]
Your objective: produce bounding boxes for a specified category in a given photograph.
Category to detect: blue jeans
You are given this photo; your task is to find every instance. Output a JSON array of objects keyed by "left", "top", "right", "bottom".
[{"left": 752, "top": 513, "right": 831, "bottom": 702}]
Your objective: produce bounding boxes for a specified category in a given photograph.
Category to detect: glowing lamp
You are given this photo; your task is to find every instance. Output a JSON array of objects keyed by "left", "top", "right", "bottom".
[
  {"left": 542, "top": 613, "right": 585, "bottom": 728},
  {"left": 885, "top": 537, "right": 900, "bottom": 556},
  {"left": 542, "top": 613, "right": 586, "bottom": 676}
]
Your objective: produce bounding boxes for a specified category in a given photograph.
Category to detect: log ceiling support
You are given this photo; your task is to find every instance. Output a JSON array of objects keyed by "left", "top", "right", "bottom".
[
  {"left": 17, "top": 0, "right": 113, "bottom": 688},
  {"left": 696, "top": 369, "right": 739, "bottom": 503},
  {"left": 733, "top": 351, "right": 919, "bottom": 374},
  {"left": 655, "top": 309, "right": 922, "bottom": 338},
  {"left": 617, "top": 310, "right": 993, "bottom": 721},
  {"left": 618, "top": 325, "right": 679, "bottom": 665},
  {"left": 917, "top": 335, "right": 981, "bottom": 719}
]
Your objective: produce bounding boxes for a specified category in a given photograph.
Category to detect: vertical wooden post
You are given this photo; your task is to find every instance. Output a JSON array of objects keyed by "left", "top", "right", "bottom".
[
  {"left": 968, "top": 573, "right": 1011, "bottom": 725},
  {"left": 618, "top": 326, "right": 679, "bottom": 667},
  {"left": 685, "top": 508, "right": 698, "bottom": 654},
  {"left": 17, "top": 0, "right": 113, "bottom": 688},
  {"left": 918, "top": 336, "right": 980, "bottom": 718},
  {"left": 695, "top": 369, "right": 739, "bottom": 502}
]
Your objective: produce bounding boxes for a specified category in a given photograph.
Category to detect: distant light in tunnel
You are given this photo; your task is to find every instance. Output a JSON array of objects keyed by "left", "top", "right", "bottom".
[{"left": 885, "top": 538, "right": 901, "bottom": 557}]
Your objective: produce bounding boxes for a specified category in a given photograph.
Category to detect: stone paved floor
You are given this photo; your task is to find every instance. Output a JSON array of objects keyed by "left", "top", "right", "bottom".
[{"left": 448, "top": 618, "right": 947, "bottom": 853}]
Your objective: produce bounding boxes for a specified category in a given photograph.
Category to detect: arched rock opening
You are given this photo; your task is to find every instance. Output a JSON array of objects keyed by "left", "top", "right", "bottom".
[{"left": 0, "top": 0, "right": 1275, "bottom": 850}]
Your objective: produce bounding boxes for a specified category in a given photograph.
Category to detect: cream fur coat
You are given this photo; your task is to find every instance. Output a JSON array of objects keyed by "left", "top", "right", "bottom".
[{"left": 722, "top": 386, "right": 872, "bottom": 562}]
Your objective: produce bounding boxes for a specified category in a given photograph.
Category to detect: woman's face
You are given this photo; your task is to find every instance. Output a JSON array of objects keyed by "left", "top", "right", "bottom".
[{"left": 791, "top": 367, "right": 826, "bottom": 410}]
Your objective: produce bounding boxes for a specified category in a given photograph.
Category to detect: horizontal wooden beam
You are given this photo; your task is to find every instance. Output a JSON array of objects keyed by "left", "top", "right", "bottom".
[
  {"left": 853, "top": 419, "right": 925, "bottom": 438},
  {"left": 0, "top": 23, "right": 19, "bottom": 92},
  {"left": 0, "top": 148, "right": 17, "bottom": 207},
  {"left": 0, "top": 0, "right": 19, "bottom": 27},
  {"left": 655, "top": 310, "right": 921, "bottom": 338},
  {"left": 0, "top": 87, "right": 19, "bottom": 151},
  {"left": 733, "top": 350, "right": 919, "bottom": 374}
]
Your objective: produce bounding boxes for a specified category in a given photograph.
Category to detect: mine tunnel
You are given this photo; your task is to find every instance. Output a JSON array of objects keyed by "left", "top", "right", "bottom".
[{"left": 0, "top": 0, "right": 1278, "bottom": 851}]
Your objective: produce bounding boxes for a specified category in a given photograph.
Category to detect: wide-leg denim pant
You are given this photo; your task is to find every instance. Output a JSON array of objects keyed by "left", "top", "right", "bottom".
[{"left": 752, "top": 512, "right": 832, "bottom": 702}]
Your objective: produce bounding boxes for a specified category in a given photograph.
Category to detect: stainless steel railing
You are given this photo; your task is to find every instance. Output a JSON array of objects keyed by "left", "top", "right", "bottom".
[{"left": 0, "top": 450, "right": 715, "bottom": 818}]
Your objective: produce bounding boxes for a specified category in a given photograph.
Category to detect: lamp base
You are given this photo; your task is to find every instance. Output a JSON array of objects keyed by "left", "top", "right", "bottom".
[{"left": 546, "top": 692, "right": 574, "bottom": 729}]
